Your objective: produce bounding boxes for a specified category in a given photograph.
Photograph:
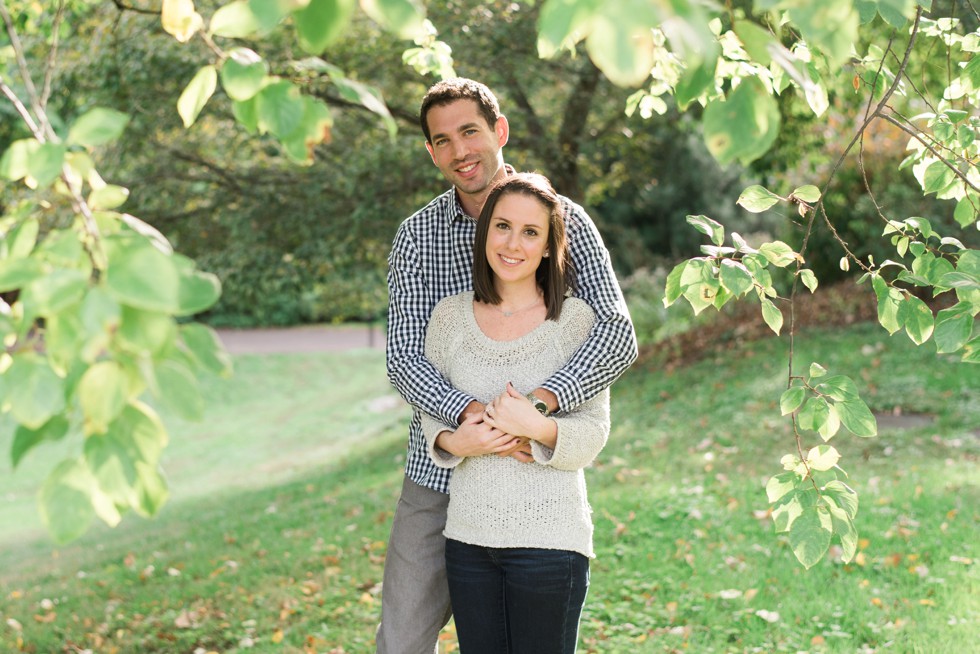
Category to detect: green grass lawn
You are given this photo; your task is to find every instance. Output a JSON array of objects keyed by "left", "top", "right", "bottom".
[{"left": 0, "top": 324, "right": 977, "bottom": 653}]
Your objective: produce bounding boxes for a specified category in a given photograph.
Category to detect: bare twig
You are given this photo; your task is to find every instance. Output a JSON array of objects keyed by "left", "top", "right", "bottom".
[{"left": 39, "top": 0, "right": 67, "bottom": 111}]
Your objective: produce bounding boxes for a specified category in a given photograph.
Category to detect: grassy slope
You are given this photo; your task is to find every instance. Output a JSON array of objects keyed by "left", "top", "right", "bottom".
[{"left": 0, "top": 324, "right": 977, "bottom": 653}]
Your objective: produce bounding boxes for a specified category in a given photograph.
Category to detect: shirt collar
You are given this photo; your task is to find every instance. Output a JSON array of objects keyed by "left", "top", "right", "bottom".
[{"left": 447, "top": 163, "right": 517, "bottom": 224}]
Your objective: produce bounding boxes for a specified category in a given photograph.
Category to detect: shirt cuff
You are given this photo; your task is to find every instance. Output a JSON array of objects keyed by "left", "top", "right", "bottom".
[
  {"left": 541, "top": 371, "right": 586, "bottom": 414},
  {"left": 439, "top": 388, "right": 478, "bottom": 427}
]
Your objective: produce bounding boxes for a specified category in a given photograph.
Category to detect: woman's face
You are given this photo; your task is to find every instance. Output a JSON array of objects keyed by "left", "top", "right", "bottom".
[{"left": 484, "top": 192, "right": 550, "bottom": 288}]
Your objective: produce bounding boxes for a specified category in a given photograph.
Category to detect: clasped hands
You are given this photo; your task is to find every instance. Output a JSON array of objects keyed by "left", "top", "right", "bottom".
[{"left": 438, "top": 383, "right": 557, "bottom": 463}]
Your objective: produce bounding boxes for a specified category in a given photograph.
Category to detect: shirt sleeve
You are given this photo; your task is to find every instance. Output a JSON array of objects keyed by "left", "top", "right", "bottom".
[
  {"left": 385, "top": 224, "right": 475, "bottom": 427},
  {"left": 541, "top": 202, "right": 638, "bottom": 411}
]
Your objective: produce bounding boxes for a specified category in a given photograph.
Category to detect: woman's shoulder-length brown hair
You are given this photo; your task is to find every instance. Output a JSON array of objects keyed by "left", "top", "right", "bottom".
[{"left": 472, "top": 173, "right": 576, "bottom": 321}]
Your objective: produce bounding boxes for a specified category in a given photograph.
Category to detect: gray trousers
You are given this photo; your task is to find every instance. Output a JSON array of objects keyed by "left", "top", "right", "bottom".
[{"left": 376, "top": 475, "right": 452, "bottom": 654}]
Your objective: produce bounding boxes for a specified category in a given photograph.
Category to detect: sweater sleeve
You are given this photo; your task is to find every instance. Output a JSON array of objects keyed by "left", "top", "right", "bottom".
[
  {"left": 421, "top": 296, "right": 465, "bottom": 469},
  {"left": 531, "top": 299, "right": 611, "bottom": 470}
]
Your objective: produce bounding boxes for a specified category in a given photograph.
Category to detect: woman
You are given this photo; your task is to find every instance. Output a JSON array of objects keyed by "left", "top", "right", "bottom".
[{"left": 421, "top": 173, "right": 610, "bottom": 653}]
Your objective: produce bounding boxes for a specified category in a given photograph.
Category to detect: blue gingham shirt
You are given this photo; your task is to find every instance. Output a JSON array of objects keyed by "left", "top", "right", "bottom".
[{"left": 386, "top": 185, "right": 637, "bottom": 493}]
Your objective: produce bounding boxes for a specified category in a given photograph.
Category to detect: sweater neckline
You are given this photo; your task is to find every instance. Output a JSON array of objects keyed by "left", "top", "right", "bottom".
[{"left": 460, "top": 292, "right": 555, "bottom": 349}]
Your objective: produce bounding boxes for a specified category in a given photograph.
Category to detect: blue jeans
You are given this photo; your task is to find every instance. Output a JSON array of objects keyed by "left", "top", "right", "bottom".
[{"left": 445, "top": 539, "right": 590, "bottom": 654}]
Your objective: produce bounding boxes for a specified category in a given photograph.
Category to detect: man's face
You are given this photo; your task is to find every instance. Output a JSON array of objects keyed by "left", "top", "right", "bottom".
[{"left": 425, "top": 99, "right": 509, "bottom": 208}]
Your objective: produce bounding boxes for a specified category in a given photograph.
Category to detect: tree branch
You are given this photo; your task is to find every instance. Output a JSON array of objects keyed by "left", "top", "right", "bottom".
[
  {"left": 110, "top": 0, "right": 159, "bottom": 16},
  {"left": 879, "top": 113, "right": 980, "bottom": 195}
]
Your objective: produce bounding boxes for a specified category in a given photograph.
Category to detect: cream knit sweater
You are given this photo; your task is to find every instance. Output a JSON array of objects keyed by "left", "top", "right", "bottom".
[{"left": 422, "top": 291, "right": 610, "bottom": 557}]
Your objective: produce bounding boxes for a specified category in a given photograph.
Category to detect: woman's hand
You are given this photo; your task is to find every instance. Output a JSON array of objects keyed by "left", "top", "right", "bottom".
[
  {"left": 435, "top": 413, "right": 519, "bottom": 457},
  {"left": 484, "top": 383, "right": 558, "bottom": 449}
]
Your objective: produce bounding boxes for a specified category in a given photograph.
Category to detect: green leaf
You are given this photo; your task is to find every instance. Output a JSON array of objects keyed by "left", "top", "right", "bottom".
[
  {"left": 663, "top": 261, "right": 686, "bottom": 307},
  {"left": 12, "top": 416, "right": 69, "bottom": 468},
  {"left": 806, "top": 444, "right": 841, "bottom": 471},
  {"left": 780, "top": 386, "right": 806, "bottom": 416},
  {"left": 719, "top": 259, "right": 753, "bottom": 297},
  {"left": 585, "top": 13, "right": 657, "bottom": 87},
  {"left": 209, "top": 0, "right": 261, "bottom": 37},
  {"left": 874, "top": 275, "right": 906, "bottom": 335},
  {"left": 837, "top": 399, "right": 877, "bottom": 438},
  {"left": 4, "top": 217, "right": 39, "bottom": 259},
  {"left": 825, "top": 500, "right": 858, "bottom": 562},
  {"left": 256, "top": 81, "right": 306, "bottom": 138},
  {"left": 177, "top": 65, "right": 218, "bottom": 128},
  {"left": 809, "top": 362, "right": 828, "bottom": 379},
  {"left": 818, "top": 404, "right": 841, "bottom": 441},
  {"left": 39, "top": 459, "right": 106, "bottom": 544},
  {"left": 792, "top": 185, "right": 821, "bottom": 203},
  {"left": 83, "top": 402, "right": 168, "bottom": 512},
  {"left": 758, "top": 241, "right": 799, "bottom": 267},
  {"left": 78, "top": 361, "right": 129, "bottom": 435},
  {"left": 815, "top": 375, "right": 860, "bottom": 401},
  {"left": 174, "top": 254, "right": 222, "bottom": 316},
  {"left": 179, "top": 323, "right": 233, "bottom": 377},
  {"left": 117, "top": 306, "right": 175, "bottom": 356},
  {"left": 797, "top": 396, "right": 829, "bottom": 431},
  {"left": 330, "top": 76, "right": 394, "bottom": 139},
  {"left": 5, "top": 353, "right": 66, "bottom": 429},
  {"left": 67, "top": 108, "right": 130, "bottom": 148},
  {"left": 232, "top": 96, "right": 260, "bottom": 134},
  {"left": 934, "top": 302, "right": 975, "bottom": 353},
  {"left": 787, "top": 0, "right": 859, "bottom": 66},
  {"left": 822, "top": 480, "right": 859, "bottom": 520},
  {"left": 154, "top": 360, "right": 204, "bottom": 421},
  {"left": 799, "top": 269, "right": 818, "bottom": 293},
  {"left": 772, "top": 490, "right": 805, "bottom": 532},
  {"left": 760, "top": 297, "right": 783, "bottom": 334},
  {"left": 537, "top": 0, "right": 598, "bottom": 58},
  {"left": 27, "top": 142, "right": 67, "bottom": 188},
  {"left": 733, "top": 20, "right": 774, "bottom": 65},
  {"left": 220, "top": 48, "right": 268, "bottom": 102},
  {"left": 133, "top": 461, "right": 169, "bottom": 517},
  {"left": 789, "top": 506, "right": 833, "bottom": 569},
  {"left": 903, "top": 295, "right": 934, "bottom": 345},
  {"left": 953, "top": 195, "right": 978, "bottom": 228},
  {"left": 0, "top": 257, "right": 44, "bottom": 293},
  {"left": 360, "top": 0, "right": 426, "bottom": 40},
  {"left": 766, "top": 471, "right": 800, "bottom": 503},
  {"left": 295, "top": 0, "right": 355, "bottom": 53},
  {"left": 686, "top": 214, "right": 725, "bottom": 246},
  {"left": 703, "top": 78, "right": 780, "bottom": 165},
  {"left": 674, "top": 58, "right": 716, "bottom": 109},
  {"left": 922, "top": 160, "right": 957, "bottom": 195},
  {"left": 105, "top": 244, "right": 180, "bottom": 313},
  {"left": 23, "top": 269, "right": 89, "bottom": 317}
]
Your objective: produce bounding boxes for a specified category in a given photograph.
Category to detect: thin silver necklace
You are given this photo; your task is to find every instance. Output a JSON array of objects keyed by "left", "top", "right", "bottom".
[{"left": 494, "top": 295, "right": 543, "bottom": 317}]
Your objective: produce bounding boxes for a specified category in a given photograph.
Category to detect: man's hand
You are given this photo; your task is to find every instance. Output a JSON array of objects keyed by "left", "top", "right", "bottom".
[
  {"left": 435, "top": 414, "right": 517, "bottom": 458},
  {"left": 458, "top": 400, "right": 486, "bottom": 424}
]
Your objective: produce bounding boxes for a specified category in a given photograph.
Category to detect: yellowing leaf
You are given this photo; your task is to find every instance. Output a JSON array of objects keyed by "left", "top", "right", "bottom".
[{"left": 162, "top": 0, "right": 203, "bottom": 43}]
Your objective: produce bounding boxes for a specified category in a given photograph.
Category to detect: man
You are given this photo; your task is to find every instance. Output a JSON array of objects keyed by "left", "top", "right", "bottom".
[{"left": 379, "top": 78, "right": 637, "bottom": 653}]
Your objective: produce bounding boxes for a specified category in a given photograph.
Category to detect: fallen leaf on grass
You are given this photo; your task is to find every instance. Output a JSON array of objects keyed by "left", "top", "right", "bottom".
[
  {"left": 949, "top": 555, "right": 972, "bottom": 565},
  {"left": 717, "top": 589, "right": 743, "bottom": 600},
  {"left": 6, "top": 618, "right": 22, "bottom": 631},
  {"left": 754, "top": 609, "right": 780, "bottom": 623},
  {"left": 271, "top": 629, "right": 284, "bottom": 643},
  {"left": 32, "top": 612, "right": 56, "bottom": 623}
]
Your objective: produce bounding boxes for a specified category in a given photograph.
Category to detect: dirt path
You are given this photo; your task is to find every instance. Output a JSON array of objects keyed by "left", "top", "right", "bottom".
[{"left": 216, "top": 324, "right": 386, "bottom": 355}]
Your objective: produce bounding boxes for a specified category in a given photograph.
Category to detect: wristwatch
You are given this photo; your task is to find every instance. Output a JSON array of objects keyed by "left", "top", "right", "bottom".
[{"left": 525, "top": 391, "right": 551, "bottom": 416}]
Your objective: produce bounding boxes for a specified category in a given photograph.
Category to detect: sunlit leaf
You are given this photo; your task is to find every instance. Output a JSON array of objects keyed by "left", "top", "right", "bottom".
[
  {"left": 797, "top": 396, "right": 829, "bottom": 432},
  {"left": 177, "top": 65, "right": 218, "bottom": 128},
  {"left": 4, "top": 217, "right": 39, "bottom": 260},
  {"left": 934, "top": 302, "right": 975, "bottom": 353},
  {"left": 735, "top": 184, "right": 782, "bottom": 213},
  {"left": 806, "top": 444, "right": 841, "bottom": 471},
  {"left": 78, "top": 361, "right": 129, "bottom": 434},
  {"left": 758, "top": 241, "right": 799, "bottom": 267},
  {"left": 0, "top": 138, "right": 37, "bottom": 181},
  {"left": 155, "top": 360, "right": 204, "bottom": 421},
  {"left": 814, "top": 375, "right": 860, "bottom": 401},
  {"left": 792, "top": 185, "right": 821, "bottom": 203},
  {"left": 585, "top": 13, "right": 656, "bottom": 87},
  {"left": 766, "top": 471, "right": 799, "bottom": 503},
  {"left": 117, "top": 306, "right": 175, "bottom": 356},
  {"left": 256, "top": 81, "right": 306, "bottom": 138},
  {"left": 799, "top": 269, "right": 818, "bottom": 293},
  {"left": 787, "top": 0, "right": 859, "bottom": 66},
  {"left": 663, "top": 261, "right": 686, "bottom": 307},
  {"left": 88, "top": 185, "right": 130, "bottom": 211},
  {"left": 162, "top": 0, "right": 203, "bottom": 42},
  {"left": 760, "top": 297, "right": 783, "bottom": 334}
]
